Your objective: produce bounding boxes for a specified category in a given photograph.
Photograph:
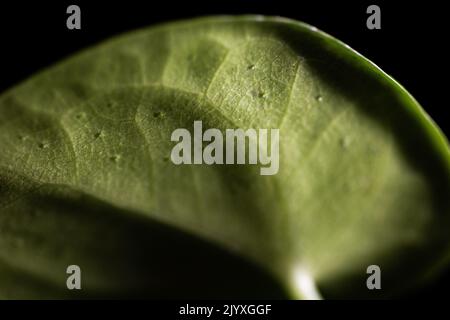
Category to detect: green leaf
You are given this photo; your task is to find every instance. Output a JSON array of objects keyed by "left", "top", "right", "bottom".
[{"left": 0, "top": 16, "right": 449, "bottom": 299}]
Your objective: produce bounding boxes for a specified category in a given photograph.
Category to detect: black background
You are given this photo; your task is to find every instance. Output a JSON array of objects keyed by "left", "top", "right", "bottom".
[
  {"left": 0, "top": 0, "right": 447, "bottom": 135},
  {"left": 0, "top": 0, "right": 448, "bottom": 300}
]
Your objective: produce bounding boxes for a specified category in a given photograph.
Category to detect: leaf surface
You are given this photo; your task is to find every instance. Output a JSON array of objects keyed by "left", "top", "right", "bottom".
[{"left": 0, "top": 16, "right": 449, "bottom": 299}]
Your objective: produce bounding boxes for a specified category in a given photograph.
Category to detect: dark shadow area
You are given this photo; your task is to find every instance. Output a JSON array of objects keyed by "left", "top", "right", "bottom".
[{"left": 0, "top": 175, "right": 287, "bottom": 299}]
